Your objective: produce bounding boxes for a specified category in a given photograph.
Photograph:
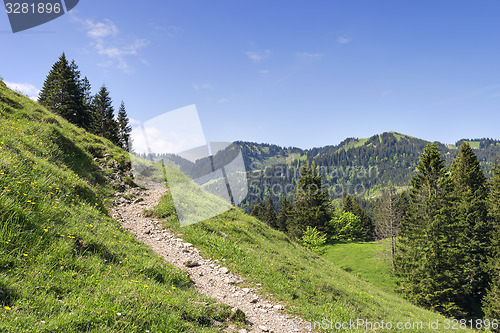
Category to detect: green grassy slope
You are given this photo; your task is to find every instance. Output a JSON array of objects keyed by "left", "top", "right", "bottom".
[
  {"left": 321, "top": 241, "right": 399, "bottom": 295},
  {"left": 0, "top": 82, "right": 245, "bottom": 332},
  {"left": 151, "top": 192, "right": 475, "bottom": 332}
]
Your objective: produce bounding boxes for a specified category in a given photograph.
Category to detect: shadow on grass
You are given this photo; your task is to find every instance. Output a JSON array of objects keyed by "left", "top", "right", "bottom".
[
  {"left": 0, "top": 96, "right": 23, "bottom": 110},
  {"left": 73, "top": 237, "right": 122, "bottom": 264},
  {"left": 51, "top": 128, "right": 106, "bottom": 185},
  {"left": 0, "top": 281, "right": 18, "bottom": 307}
]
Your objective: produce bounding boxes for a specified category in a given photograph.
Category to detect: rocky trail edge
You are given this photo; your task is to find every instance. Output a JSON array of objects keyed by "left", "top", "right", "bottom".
[{"left": 111, "top": 185, "right": 309, "bottom": 333}]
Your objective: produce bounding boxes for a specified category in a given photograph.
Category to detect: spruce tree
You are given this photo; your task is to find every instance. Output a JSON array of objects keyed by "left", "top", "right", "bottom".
[
  {"left": 81, "top": 77, "right": 93, "bottom": 106},
  {"left": 39, "top": 53, "right": 85, "bottom": 126},
  {"left": 68, "top": 60, "right": 90, "bottom": 128},
  {"left": 91, "top": 85, "right": 119, "bottom": 145},
  {"left": 117, "top": 101, "right": 132, "bottom": 151},
  {"left": 342, "top": 195, "right": 355, "bottom": 214},
  {"left": 342, "top": 195, "right": 375, "bottom": 241},
  {"left": 39, "top": 52, "right": 69, "bottom": 111},
  {"left": 251, "top": 201, "right": 265, "bottom": 221},
  {"left": 277, "top": 196, "right": 292, "bottom": 232},
  {"left": 483, "top": 162, "right": 500, "bottom": 319},
  {"left": 263, "top": 196, "right": 277, "bottom": 229},
  {"left": 289, "top": 162, "right": 330, "bottom": 239},
  {"left": 80, "top": 76, "right": 94, "bottom": 131},
  {"left": 396, "top": 143, "right": 463, "bottom": 317},
  {"left": 449, "top": 142, "right": 490, "bottom": 315}
]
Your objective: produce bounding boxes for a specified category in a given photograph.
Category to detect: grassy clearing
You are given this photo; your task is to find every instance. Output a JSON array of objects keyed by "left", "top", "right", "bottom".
[
  {"left": 364, "top": 185, "right": 409, "bottom": 200},
  {"left": 465, "top": 141, "right": 481, "bottom": 149},
  {"left": 150, "top": 191, "right": 475, "bottom": 332},
  {"left": 342, "top": 138, "right": 369, "bottom": 151},
  {"left": 0, "top": 82, "right": 245, "bottom": 332},
  {"left": 321, "top": 241, "right": 399, "bottom": 294}
]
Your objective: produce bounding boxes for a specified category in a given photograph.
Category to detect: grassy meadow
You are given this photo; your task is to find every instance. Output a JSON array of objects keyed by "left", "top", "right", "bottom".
[{"left": 321, "top": 240, "right": 399, "bottom": 295}]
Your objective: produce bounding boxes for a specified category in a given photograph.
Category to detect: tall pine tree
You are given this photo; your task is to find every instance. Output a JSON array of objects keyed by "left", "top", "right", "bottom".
[
  {"left": 483, "top": 161, "right": 500, "bottom": 319},
  {"left": 263, "top": 196, "right": 277, "bottom": 229},
  {"left": 288, "top": 162, "right": 330, "bottom": 239},
  {"left": 251, "top": 201, "right": 265, "bottom": 221},
  {"left": 449, "top": 142, "right": 490, "bottom": 316},
  {"left": 396, "top": 143, "right": 463, "bottom": 317},
  {"left": 80, "top": 76, "right": 94, "bottom": 131},
  {"left": 68, "top": 60, "right": 91, "bottom": 128},
  {"left": 117, "top": 101, "right": 132, "bottom": 151},
  {"left": 91, "top": 85, "right": 119, "bottom": 145},
  {"left": 39, "top": 53, "right": 86, "bottom": 127},
  {"left": 277, "top": 196, "right": 292, "bottom": 232}
]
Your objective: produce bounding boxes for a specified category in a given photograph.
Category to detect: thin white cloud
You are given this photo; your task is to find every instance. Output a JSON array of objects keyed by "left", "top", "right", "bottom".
[
  {"left": 94, "top": 37, "right": 149, "bottom": 71},
  {"left": 128, "top": 117, "right": 141, "bottom": 126},
  {"left": 193, "top": 83, "right": 215, "bottom": 90},
  {"left": 5, "top": 81, "right": 40, "bottom": 101},
  {"left": 337, "top": 36, "right": 351, "bottom": 44},
  {"left": 85, "top": 19, "right": 118, "bottom": 38},
  {"left": 296, "top": 52, "right": 323, "bottom": 59},
  {"left": 490, "top": 92, "right": 500, "bottom": 98},
  {"left": 381, "top": 90, "right": 393, "bottom": 97},
  {"left": 259, "top": 69, "right": 270, "bottom": 75},
  {"left": 129, "top": 105, "right": 206, "bottom": 157},
  {"left": 218, "top": 98, "right": 229, "bottom": 104},
  {"left": 246, "top": 50, "right": 270, "bottom": 63},
  {"left": 74, "top": 16, "right": 149, "bottom": 72}
]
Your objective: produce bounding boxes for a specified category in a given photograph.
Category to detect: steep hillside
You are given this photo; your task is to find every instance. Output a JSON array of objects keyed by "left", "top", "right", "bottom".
[{"left": 0, "top": 82, "right": 243, "bottom": 332}]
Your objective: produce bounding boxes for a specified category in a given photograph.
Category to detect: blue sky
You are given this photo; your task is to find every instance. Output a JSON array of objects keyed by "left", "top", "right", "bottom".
[{"left": 2, "top": 1, "right": 500, "bottom": 149}]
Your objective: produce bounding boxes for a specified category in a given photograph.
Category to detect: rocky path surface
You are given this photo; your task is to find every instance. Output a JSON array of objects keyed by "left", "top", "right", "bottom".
[{"left": 111, "top": 185, "right": 306, "bottom": 333}]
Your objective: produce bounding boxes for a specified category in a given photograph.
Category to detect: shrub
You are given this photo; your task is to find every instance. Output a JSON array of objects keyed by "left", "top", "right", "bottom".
[
  {"left": 327, "top": 209, "right": 363, "bottom": 241},
  {"left": 300, "top": 226, "right": 327, "bottom": 254}
]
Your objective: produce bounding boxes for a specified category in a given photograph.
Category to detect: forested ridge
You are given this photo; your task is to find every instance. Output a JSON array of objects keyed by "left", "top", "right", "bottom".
[
  {"left": 141, "top": 133, "right": 499, "bottom": 219},
  {"left": 235, "top": 132, "right": 500, "bottom": 214}
]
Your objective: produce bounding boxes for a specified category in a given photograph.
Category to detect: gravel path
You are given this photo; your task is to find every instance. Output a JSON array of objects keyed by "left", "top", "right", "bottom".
[{"left": 111, "top": 185, "right": 307, "bottom": 333}]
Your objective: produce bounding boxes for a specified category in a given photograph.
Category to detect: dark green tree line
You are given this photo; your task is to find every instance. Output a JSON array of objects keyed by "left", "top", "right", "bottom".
[
  {"left": 287, "top": 162, "right": 330, "bottom": 239},
  {"left": 38, "top": 53, "right": 131, "bottom": 150},
  {"left": 342, "top": 195, "right": 375, "bottom": 241},
  {"left": 396, "top": 143, "right": 463, "bottom": 317},
  {"left": 483, "top": 161, "right": 500, "bottom": 319},
  {"left": 39, "top": 53, "right": 89, "bottom": 128},
  {"left": 250, "top": 162, "right": 375, "bottom": 242},
  {"left": 397, "top": 142, "right": 500, "bottom": 319},
  {"left": 91, "top": 85, "right": 119, "bottom": 145},
  {"left": 276, "top": 196, "right": 292, "bottom": 233},
  {"left": 449, "top": 142, "right": 490, "bottom": 315}
]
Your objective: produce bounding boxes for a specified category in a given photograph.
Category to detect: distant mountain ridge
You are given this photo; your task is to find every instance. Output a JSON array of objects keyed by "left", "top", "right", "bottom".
[
  {"left": 137, "top": 132, "right": 500, "bottom": 213},
  {"left": 234, "top": 132, "right": 500, "bottom": 212},
  {"left": 237, "top": 131, "right": 500, "bottom": 172}
]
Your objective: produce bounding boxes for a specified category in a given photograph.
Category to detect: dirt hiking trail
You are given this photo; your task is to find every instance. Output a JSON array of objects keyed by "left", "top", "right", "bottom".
[{"left": 112, "top": 185, "right": 309, "bottom": 333}]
